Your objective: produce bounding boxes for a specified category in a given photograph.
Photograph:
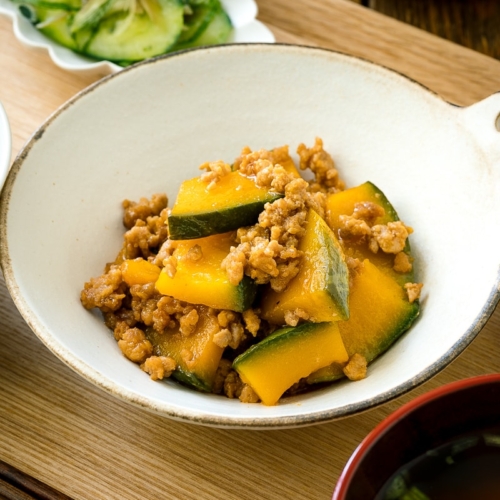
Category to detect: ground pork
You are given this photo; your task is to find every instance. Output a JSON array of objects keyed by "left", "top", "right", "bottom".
[
  {"left": 394, "top": 251, "right": 413, "bottom": 273},
  {"left": 151, "top": 296, "right": 182, "bottom": 332},
  {"left": 104, "top": 310, "right": 137, "bottom": 335},
  {"left": 221, "top": 141, "right": 341, "bottom": 293},
  {"left": 122, "top": 208, "right": 170, "bottom": 260},
  {"left": 346, "top": 257, "right": 363, "bottom": 275},
  {"left": 221, "top": 177, "right": 326, "bottom": 292},
  {"left": 284, "top": 308, "right": 310, "bottom": 327},
  {"left": 178, "top": 308, "right": 199, "bottom": 337},
  {"left": 343, "top": 353, "right": 367, "bottom": 381},
  {"left": 219, "top": 369, "right": 259, "bottom": 403},
  {"left": 152, "top": 239, "right": 177, "bottom": 268},
  {"left": 338, "top": 215, "right": 372, "bottom": 237},
  {"left": 130, "top": 282, "right": 159, "bottom": 326},
  {"left": 338, "top": 202, "right": 413, "bottom": 258},
  {"left": 297, "top": 137, "right": 345, "bottom": 193},
  {"left": 81, "top": 139, "right": 423, "bottom": 405},
  {"left": 223, "top": 370, "right": 244, "bottom": 399},
  {"left": 184, "top": 244, "right": 203, "bottom": 262},
  {"left": 242, "top": 309, "right": 261, "bottom": 337},
  {"left": 80, "top": 265, "right": 126, "bottom": 313},
  {"left": 117, "top": 327, "right": 153, "bottom": 363},
  {"left": 239, "top": 384, "right": 260, "bottom": 403},
  {"left": 233, "top": 144, "right": 293, "bottom": 173},
  {"left": 212, "top": 359, "right": 233, "bottom": 394},
  {"left": 338, "top": 201, "right": 384, "bottom": 239},
  {"left": 352, "top": 201, "right": 385, "bottom": 223},
  {"left": 370, "top": 221, "right": 413, "bottom": 254},
  {"left": 141, "top": 355, "right": 176, "bottom": 380},
  {"left": 404, "top": 282, "right": 423, "bottom": 303},
  {"left": 122, "top": 193, "right": 168, "bottom": 229},
  {"left": 346, "top": 257, "right": 364, "bottom": 288},
  {"left": 199, "top": 160, "right": 231, "bottom": 190},
  {"left": 214, "top": 311, "right": 245, "bottom": 349}
]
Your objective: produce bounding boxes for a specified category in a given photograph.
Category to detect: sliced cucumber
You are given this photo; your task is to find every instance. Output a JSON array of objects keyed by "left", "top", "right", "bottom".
[
  {"left": 37, "top": 9, "right": 78, "bottom": 49},
  {"left": 175, "top": 0, "right": 216, "bottom": 46},
  {"left": 17, "top": 0, "right": 230, "bottom": 63},
  {"left": 17, "top": 4, "right": 80, "bottom": 49},
  {"left": 70, "top": 0, "right": 115, "bottom": 32},
  {"left": 15, "top": 0, "right": 81, "bottom": 13},
  {"left": 183, "top": 0, "right": 211, "bottom": 5},
  {"left": 175, "top": 0, "right": 231, "bottom": 50},
  {"left": 83, "top": 0, "right": 184, "bottom": 62}
]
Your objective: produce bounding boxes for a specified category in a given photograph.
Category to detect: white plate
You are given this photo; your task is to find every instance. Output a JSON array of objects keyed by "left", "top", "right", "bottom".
[
  {"left": 0, "top": 0, "right": 275, "bottom": 76},
  {"left": 0, "top": 102, "right": 11, "bottom": 191},
  {"left": 1, "top": 45, "right": 500, "bottom": 429}
]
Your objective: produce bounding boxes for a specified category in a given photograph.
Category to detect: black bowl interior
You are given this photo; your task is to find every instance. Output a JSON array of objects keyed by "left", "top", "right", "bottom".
[{"left": 344, "top": 379, "right": 500, "bottom": 499}]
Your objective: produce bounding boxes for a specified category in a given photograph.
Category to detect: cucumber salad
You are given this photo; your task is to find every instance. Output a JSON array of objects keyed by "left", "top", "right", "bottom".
[
  {"left": 80, "top": 139, "right": 423, "bottom": 406},
  {"left": 13, "top": 0, "right": 232, "bottom": 65}
]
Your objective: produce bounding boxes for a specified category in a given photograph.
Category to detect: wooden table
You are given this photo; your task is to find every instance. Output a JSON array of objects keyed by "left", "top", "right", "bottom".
[
  {"left": 1, "top": 1, "right": 500, "bottom": 498},
  {"left": 353, "top": 0, "right": 500, "bottom": 60}
]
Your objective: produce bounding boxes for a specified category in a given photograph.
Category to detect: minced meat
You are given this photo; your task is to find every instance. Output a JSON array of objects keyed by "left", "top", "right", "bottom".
[{"left": 81, "top": 139, "right": 423, "bottom": 405}]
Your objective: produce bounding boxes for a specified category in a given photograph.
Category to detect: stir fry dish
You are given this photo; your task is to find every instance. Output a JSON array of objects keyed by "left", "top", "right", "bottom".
[{"left": 80, "top": 138, "right": 423, "bottom": 405}]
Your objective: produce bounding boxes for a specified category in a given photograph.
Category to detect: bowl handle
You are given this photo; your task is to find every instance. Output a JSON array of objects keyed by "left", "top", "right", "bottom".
[{"left": 459, "top": 92, "right": 500, "bottom": 165}]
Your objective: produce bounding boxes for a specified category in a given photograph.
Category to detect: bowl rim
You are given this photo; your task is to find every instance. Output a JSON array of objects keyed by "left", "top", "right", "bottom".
[
  {"left": 333, "top": 372, "right": 500, "bottom": 498},
  {"left": 1, "top": 43, "right": 500, "bottom": 428},
  {"left": 0, "top": 101, "right": 11, "bottom": 191}
]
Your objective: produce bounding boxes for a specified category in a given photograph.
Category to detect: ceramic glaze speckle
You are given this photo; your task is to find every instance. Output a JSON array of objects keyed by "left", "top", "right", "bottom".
[{"left": 1, "top": 45, "right": 500, "bottom": 428}]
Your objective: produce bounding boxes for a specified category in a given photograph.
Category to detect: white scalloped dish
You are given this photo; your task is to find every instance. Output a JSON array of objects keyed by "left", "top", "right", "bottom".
[{"left": 0, "top": 0, "right": 274, "bottom": 75}]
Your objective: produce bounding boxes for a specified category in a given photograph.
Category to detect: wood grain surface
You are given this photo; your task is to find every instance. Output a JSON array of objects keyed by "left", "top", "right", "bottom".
[
  {"left": 1, "top": 1, "right": 500, "bottom": 499},
  {"left": 364, "top": 0, "right": 500, "bottom": 59},
  {"left": 0, "top": 459, "right": 71, "bottom": 499}
]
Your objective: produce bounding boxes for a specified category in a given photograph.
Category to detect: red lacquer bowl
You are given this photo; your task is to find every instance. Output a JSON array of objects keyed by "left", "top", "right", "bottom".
[{"left": 333, "top": 374, "right": 500, "bottom": 499}]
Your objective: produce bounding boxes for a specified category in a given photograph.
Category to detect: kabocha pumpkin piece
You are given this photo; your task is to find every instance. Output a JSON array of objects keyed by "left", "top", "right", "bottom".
[
  {"left": 307, "top": 259, "right": 420, "bottom": 384},
  {"left": 326, "top": 181, "right": 415, "bottom": 285},
  {"left": 306, "top": 362, "right": 344, "bottom": 385},
  {"left": 260, "top": 209, "right": 350, "bottom": 325},
  {"left": 121, "top": 259, "right": 161, "bottom": 286},
  {"left": 168, "top": 170, "right": 284, "bottom": 240},
  {"left": 341, "top": 260, "right": 419, "bottom": 361},
  {"left": 327, "top": 181, "right": 398, "bottom": 229},
  {"left": 233, "top": 322, "right": 349, "bottom": 406},
  {"left": 155, "top": 232, "right": 257, "bottom": 312},
  {"left": 146, "top": 305, "right": 223, "bottom": 392}
]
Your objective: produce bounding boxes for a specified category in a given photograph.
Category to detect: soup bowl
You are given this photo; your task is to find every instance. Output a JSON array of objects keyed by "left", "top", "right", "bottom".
[
  {"left": 1, "top": 44, "right": 500, "bottom": 428},
  {"left": 333, "top": 374, "right": 500, "bottom": 499}
]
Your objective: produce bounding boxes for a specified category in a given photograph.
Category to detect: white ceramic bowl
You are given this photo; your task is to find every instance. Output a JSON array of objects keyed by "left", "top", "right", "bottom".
[
  {"left": 0, "top": 0, "right": 274, "bottom": 75},
  {"left": 1, "top": 44, "right": 500, "bottom": 429},
  {"left": 0, "top": 102, "right": 11, "bottom": 190}
]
